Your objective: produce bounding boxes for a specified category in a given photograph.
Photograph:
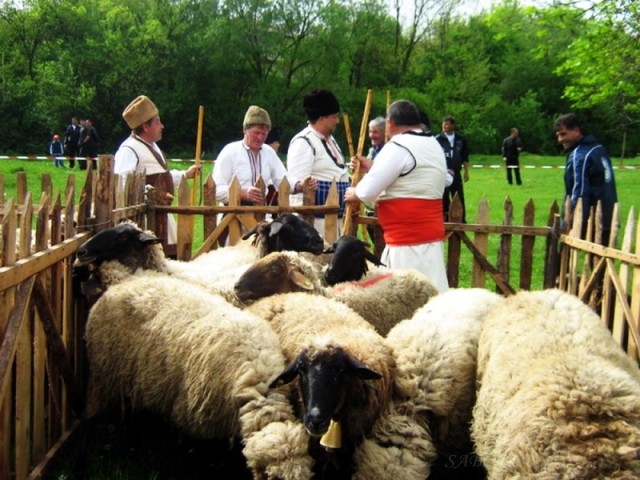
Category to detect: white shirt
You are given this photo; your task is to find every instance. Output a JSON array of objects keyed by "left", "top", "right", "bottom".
[
  {"left": 213, "top": 140, "right": 287, "bottom": 203},
  {"left": 114, "top": 135, "right": 184, "bottom": 187},
  {"left": 355, "top": 130, "right": 447, "bottom": 204}
]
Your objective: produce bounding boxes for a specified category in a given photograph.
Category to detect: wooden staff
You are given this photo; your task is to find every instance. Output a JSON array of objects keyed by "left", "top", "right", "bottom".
[
  {"left": 343, "top": 113, "right": 355, "bottom": 158},
  {"left": 385, "top": 90, "right": 391, "bottom": 142},
  {"left": 191, "top": 105, "right": 205, "bottom": 205},
  {"left": 342, "top": 89, "right": 373, "bottom": 235}
]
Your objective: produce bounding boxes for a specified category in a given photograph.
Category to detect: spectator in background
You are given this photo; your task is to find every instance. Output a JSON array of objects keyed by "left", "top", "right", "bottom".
[
  {"left": 435, "top": 116, "right": 470, "bottom": 222},
  {"left": 64, "top": 116, "right": 81, "bottom": 168},
  {"left": 213, "top": 106, "right": 287, "bottom": 205},
  {"left": 287, "top": 88, "right": 349, "bottom": 235},
  {"left": 48, "top": 134, "right": 65, "bottom": 168},
  {"left": 114, "top": 95, "right": 200, "bottom": 245},
  {"left": 554, "top": 113, "right": 617, "bottom": 245},
  {"left": 502, "top": 127, "right": 523, "bottom": 185},
  {"left": 345, "top": 100, "right": 449, "bottom": 293},
  {"left": 81, "top": 118, "right": 99, "bottom": 170},
  {"left": 76, "top": 119, "right": 86, "bottom": 167}
]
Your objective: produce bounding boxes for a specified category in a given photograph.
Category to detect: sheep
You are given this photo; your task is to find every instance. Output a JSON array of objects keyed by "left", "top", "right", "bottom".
[
  {"left": 323, "top": 235, "right": 385, "bottom": 286},
  {"left": 74, "top": 214, "right": 325, "bottom": 304},
  {"left": 246, "top": 292, "right": 398, "bottom": 479},
  {"left": 385, "top": 288, "right": 505, "bottom": 458},
  {"left": 234, "top": 250, "right": 438, "bottom": 336},
  {"left": 85, "top": 272, "right": 313, "bottom": 480},
  {"left": 472, "top": 288, "right": 640, "bottom": 479}
]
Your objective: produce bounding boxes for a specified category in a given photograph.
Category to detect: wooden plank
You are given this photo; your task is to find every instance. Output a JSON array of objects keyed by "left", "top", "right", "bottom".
[
  {"left": 301, "top": 177, "right": 316, "bottom": 226},
  {"left": 35, "top": 194, "right": 50, "bottom": 252},
  {"left": 520, "top": 199, "right": 535, "bottom": 290},
  {"left": 94, "top": 155, "right": 114, "bottom": 232},
  {"left": 26, "top": 419, "right": 82, "bottom": 480},
  {"left": 457, "top": 231, "right": 516, "bottom": 295},
  {"left": 324, "top": 180, "right": 338, "bottom": 245},
  {"left": 568, "top": 199, "right": 583, "bottom": 295},
  {"left": 496, "top": 197, "right": 513, "bottom": 293},
  {"left": 0, "top": 233, "right": 90, "bottom": 291},
  {"left": 15, "top": 287, "right": 33, "bottom": 480},
  {"left": 16, "top": 172, "right": 27, "bottom": 205},
  {"left": 605, "top": 259, "right": 640, "bottom": 359},
  {"left": 630, "top": 208, "right": 640, "bottom": 360},
  {"left": 2, "top": 199, "right": 17, "bottom": 267},
  {"left": 446, "top": 194, "right": 464, "bottom": 287},
  {"left": 32, "top": 278, "right": 82, "bottom": 416},
  {"left": 202, "top": 174, "right": 217, "bottom": 243},
  {"left": 176, "top": 177, "right": 194, "bottom": 261},
  {"left": 0, "top": 278, "right": 36, "bottom": 403},
  {"left": 611, "top": 210, "right": 633, "bottom": 352},
  {"left": 32, "top": 304, "right": 46, "bottom": 462},
  {"left": 18, "top": 193, "right": 33, "bottom": 259},
  {"left": 472, "top": 197, "right": 489, "bottom": 288},
  {"left": 544, "top": 202, "right": 561, "bottom": 289},
  {"left": 227, "top": 177, "right": 242, "bottom": 245}
]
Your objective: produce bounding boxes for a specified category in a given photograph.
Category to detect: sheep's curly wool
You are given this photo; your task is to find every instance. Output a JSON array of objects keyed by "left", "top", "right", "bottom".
[
  {"left": 472, "top": 289, "right": 640, "bottom": 479},
  {"left": 386, "top": 288, "right": 505, "bottom": 455},
  {"left": 85, "top": 274, "right": 313, "bottom": 480}
]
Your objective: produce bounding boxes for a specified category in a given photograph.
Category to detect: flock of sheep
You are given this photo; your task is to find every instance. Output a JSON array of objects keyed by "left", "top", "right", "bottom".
[{"left": 73, "top": 215, "right": 640, "bottom": 480}]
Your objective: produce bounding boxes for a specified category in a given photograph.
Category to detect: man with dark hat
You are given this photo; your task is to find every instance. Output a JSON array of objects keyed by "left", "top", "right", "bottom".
[
  {"left": 213, "top": 105, "right": 287, "bottom": 205},
  {"left": 114, "top": 95, "right": 199, "bottom": 244},
  {"left": 287, "top": 88, "right": 350, "bottom": 234}
]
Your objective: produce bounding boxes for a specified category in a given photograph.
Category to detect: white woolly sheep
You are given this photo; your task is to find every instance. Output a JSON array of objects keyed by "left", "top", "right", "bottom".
[
  {"left": 472, "top": 288, "right": 640, "bottom": 479},
  {"left": 386, "top": 288, "right": 505, "bottom": 457},
  {"left": 246, "top": 292, "right": 398, "bottom": 479},
  {"left": 85, "top": 273, "right": 313, "bottom": 480},
  {"left": 234, "top": 250, "right": 438, "bottom": 335}
]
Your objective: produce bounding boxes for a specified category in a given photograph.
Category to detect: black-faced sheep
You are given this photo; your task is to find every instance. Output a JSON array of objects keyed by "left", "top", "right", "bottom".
[
  {"left": 246, "top": 292, "right": 396, "bottom": 479},
  {"left": 386, "top": 288, "right": 505, "bottom": 457},
  {"left": 74, "top": 214, "right": 324, "bottom": 304},
  {"left": 234, "top": 250, "right": 438, "bottom": 336},
  {"left": 323, "top": 236, "right": 385, "bottom": 286},
  {"left": 85, "top": 273, "right": 313, "bottom": 480},
  {"left": 472, "top": 289, "right": 640, "bottom": 479}
]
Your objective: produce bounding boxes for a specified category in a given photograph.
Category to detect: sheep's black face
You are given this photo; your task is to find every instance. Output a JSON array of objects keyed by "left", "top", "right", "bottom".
[
  {"left": 270, "top": 214, "right": 325, "bottom": 255},
  {"left": 324, "top": 236, "right": 384, "bottom": 286},
  {"left": 269, "top": 346, "right": 382, "bottom": 437},
  {"left": 75, "top": 223, "right": 160, "bottom": 267}
]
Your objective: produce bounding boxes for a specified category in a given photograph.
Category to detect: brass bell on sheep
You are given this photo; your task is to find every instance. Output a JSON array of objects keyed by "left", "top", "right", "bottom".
[{"left": 320, "top": 419, "right": 342, "bottom": 449}]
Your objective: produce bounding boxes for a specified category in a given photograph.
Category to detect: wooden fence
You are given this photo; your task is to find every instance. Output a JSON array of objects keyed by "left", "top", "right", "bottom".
[{"left": 0, "top": 155, "right": 638, "bottom": 479}]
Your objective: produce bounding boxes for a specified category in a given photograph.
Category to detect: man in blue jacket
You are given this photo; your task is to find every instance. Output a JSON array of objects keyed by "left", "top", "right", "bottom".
[{"left": 554, "top": 113, "right": 617, "bottom": 245}]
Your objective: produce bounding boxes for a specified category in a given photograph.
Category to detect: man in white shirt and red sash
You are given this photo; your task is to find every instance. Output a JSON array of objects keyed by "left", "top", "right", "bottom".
[
  {"left": 114, "top": 95, "right": 199, "bottom": 245},
  {"left": 345, "top": 100, "right": 449, "bottom": 293}
]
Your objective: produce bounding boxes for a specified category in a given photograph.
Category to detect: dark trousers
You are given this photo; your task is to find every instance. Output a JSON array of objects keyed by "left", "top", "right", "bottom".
[
  {"left": 506, "top": 158, "right": 522, "bottom": 185},
  {"left": 443, "top": 170, "right": 466, "bottom": 223}
]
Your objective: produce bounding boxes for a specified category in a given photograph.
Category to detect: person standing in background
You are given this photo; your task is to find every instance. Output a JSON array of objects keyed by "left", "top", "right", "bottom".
[
  {"left": 502, "top": 127, "right": 523, "bottom": 185},
  {"left": 48, "top": 134, "right": 65, "bottom": 168},
  {"left": 554, "top": 113, "right": 617, "bottom": 245},
  {"left": 76, "top": 119, "right": 86, "bottom": 168},
  {"left": 435, "top": 116, "right": 470, "bottom": 222},
  {"left": 287, "top": 88, "right": 349, "bottom": 235},
  {"left": 81, "top": 118, "right": 99, "bottom": 170},
  {"left": 64, "top": 116, "right": 81, "bottom": 168}
]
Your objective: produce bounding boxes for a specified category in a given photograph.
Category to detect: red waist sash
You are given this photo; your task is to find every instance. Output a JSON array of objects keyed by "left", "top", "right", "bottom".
[{"left": 377, "top": 198, "right": 444, "bottom": 246}]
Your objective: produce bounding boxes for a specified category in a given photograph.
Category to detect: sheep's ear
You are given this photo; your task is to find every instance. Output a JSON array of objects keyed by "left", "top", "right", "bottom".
[
  {"left": 268, "top": 221, "right": 284, "bottom": 237},
  {"left": 345, "top": 356, "right": 382, "bottom": 381},
  {"left": 269, "top": 355, "right": 302, "bottom": 388},
  {"left": 290, "top": 270, "right": 315, "bottom": 291},
  {"left": 364, "top": 250, "right": 384, "bottom": 267},
  {"left": 138, "top": 231, "right": 161, "bottom": 245}
]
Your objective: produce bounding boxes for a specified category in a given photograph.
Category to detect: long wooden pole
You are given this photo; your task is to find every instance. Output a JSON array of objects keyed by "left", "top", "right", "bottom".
[
  {"left": 343, "top": 114, "right": 355, "bottom": 159},
  {"left": 191, "top": 105, "right": 204, "bottom": 205},
  {"left": 385, "top": 90, "right": 391, "bottom": 142},
  {"left": 342, "top": 89, "right": 373, "bottom": 236}
]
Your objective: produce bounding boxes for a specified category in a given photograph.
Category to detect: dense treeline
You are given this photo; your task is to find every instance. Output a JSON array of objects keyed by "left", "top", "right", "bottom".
[{"left": 0, "top": 0, "right": 638, "bottom": 158}]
